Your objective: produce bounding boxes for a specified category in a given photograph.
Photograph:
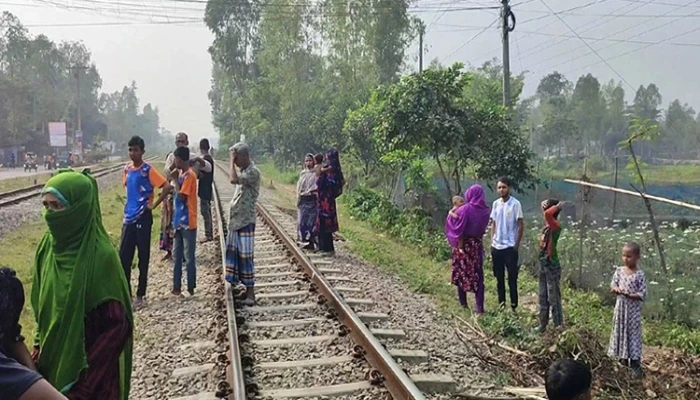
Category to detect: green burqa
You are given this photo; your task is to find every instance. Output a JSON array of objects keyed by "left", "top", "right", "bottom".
[{"left": 31, "top": 169, "right": 133, "bottom": 399}]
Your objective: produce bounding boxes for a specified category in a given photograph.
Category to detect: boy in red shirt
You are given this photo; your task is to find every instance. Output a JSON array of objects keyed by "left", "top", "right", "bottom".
[
  {"left": 171, "top": 146, "right": 198, "bottom": 296},
  {"left": 537, "top": 198, "right": 565, "bottom": 332}
]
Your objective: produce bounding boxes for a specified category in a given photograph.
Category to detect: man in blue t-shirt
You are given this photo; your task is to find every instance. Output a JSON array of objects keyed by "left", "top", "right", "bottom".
[{"left": 119, "top": 136, "right": 172, "bottom": 306}]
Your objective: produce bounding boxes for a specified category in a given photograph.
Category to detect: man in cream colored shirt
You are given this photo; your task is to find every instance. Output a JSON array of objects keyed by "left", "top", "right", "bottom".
[{"left": 490, "top": 176, "right": 524, "bottom": 311}]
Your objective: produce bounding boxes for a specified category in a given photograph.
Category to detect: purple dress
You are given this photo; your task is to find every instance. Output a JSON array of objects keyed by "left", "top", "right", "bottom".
[{"left": 445, "top": 185, "right": 490, "bottom": 311}]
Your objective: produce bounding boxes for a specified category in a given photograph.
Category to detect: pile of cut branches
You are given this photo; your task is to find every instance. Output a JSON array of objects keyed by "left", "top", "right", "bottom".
[{"left": 454, "top": 316, "right": 700, "bottom": 399}]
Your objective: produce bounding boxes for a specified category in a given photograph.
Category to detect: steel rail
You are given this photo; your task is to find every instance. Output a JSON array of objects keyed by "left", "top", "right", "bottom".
[
  {"left": 214, "top": 161, "right": 426, "bottom": 400},
  {"left": 212, "top": 165, "right": 247, "bottom": 400},
  {"left": 0, "top": 157, "right": 158, "bottom": 208},
  {"left": 255, "top": 201, "right": 426, "bottom": 400},
  {"left": 0, "top": 165, "right": 112, "bottom": 200}
]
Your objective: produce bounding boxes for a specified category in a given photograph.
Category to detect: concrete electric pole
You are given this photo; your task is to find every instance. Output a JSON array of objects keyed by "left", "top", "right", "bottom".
[
  {"left": 70, "top": 65, "right": 90, "bottom": 159},
  {"left": 501, "top": 0, "right": 516, "bottom": 108},
  {"left": 415, "top": 18, "right": 426, "bottom": 73}
]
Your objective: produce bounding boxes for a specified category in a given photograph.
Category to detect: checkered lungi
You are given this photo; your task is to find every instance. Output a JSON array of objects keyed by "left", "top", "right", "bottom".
[{"left": 225, "top": 223, "right": 256, "bottom": 287}]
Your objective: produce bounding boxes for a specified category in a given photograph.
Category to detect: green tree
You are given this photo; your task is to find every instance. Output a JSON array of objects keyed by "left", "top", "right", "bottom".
[
  {"left": 571, "top": 73, "right": 603, "bottom": 155},
  {"left": 0, "top": 12, "right": 164, "bottom": 153},
  {"left": 663, "top": 100, "right": 697, "bottom": 157},
  {"left": 601, "top": 80, "right": 627, "bottom": 155},
  {"left": 465, "top": 59, "right": 525, "bottom": 109},
  {"left": 536, "top": 71, "right": 571, "bottom": 99},
  {"left": 365, "top": 64, "right": 537, "bottom": 195}
]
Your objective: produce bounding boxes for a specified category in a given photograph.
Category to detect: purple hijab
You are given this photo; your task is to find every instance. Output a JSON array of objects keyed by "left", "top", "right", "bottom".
[{"left": 445, "top": 185, "right": 491, "bottom": 248}]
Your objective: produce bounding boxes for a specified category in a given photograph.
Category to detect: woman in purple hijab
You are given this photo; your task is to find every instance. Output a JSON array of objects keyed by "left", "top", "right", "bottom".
[{"left": 445, "top": 184, "right": 491, "bottom": 313}]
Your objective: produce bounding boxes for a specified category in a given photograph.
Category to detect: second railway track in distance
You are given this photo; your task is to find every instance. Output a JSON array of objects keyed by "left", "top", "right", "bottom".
[
  {"left": 0, "top": 157, "right": 156, "bottom": 209},
  {"left": 206, "top": 162, "right": 457, "bottom": 400}
]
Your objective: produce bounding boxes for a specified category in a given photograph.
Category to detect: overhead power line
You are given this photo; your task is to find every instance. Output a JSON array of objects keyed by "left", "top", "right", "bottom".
[
  {"left": 445, "top": 27, "right": 700, "bottom": 48},
  {"left": 440, "top": 16, "right": 500, "bottom": 62},
  {"left": 561, "top": 21, "right": 700, "bottom": 77},
  {"left": 511, "top": 0, "right": 654, "bottom": 65},
  {"left": 23, "top": 20, "right": 204, "bottom": 28},
  {"left": 468, "top": 0, "right": 610, "bottom": 66},
  {"left": 526, "top": 0, "right": 700, "bottom": 75},
  {"left": 537, "top": 0, "right": 634, "bottom": 90}
]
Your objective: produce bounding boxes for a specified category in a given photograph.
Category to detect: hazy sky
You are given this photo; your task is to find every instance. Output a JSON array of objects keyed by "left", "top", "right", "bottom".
[{"left": 5, "top": 0, "right": 700, "bottom": 144}]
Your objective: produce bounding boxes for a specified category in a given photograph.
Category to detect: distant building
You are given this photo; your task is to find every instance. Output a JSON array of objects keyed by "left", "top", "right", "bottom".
[{"left": 95, "top": 141, "right": 116, "bottom": 154}]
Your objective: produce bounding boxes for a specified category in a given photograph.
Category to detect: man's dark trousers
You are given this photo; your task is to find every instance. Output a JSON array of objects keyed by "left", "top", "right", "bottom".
[
  {"left": 119, "top": 211, "right": 153, "bottom": 297},
  {"left": 491, "top": 247, "right": 520, "bottom": 310}
]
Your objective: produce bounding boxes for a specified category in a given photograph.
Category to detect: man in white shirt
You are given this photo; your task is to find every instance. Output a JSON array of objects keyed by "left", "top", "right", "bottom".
[
  {"left": 490, "top": 176, "right": 524, "bottom": 311},
  {"left": 165, "top": 132, "right": 212, "bottom": 181}
]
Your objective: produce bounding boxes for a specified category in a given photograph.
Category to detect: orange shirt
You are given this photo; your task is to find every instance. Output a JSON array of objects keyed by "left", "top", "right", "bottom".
[{"left": 173, "top": 168, "right": 198, "bottom": 230}]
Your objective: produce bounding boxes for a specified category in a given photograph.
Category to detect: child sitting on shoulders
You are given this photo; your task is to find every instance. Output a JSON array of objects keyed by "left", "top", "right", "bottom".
[
  {"left": 545, "top": 358, "right": 592, "bottom": 400},
  {"left": 608, "top": 242, "right": 647, "bottom": 377}
]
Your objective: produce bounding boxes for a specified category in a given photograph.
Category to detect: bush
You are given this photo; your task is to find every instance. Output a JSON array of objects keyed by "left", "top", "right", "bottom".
[{"left": 345, "top": 186, "right": 451, "bottom": 261}]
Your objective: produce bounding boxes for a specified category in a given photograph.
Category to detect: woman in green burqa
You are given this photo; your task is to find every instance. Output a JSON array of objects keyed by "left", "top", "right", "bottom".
[{"left": 31, "top": 169, "right": 133, "bottom": 399}]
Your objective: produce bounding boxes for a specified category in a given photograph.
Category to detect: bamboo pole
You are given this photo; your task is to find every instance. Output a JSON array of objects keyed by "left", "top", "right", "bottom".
[
  {"left": 611, "top": 154, "right": 618, "bottom": 222},
  {"left": 563, "top": 179, "right": 700, "bottom": 212},
  {"left": 578, "top": 159, "right": 588, "bottom": 285},
  {"left": 534, "top": 160, "right": 540, "bottom": 203}
]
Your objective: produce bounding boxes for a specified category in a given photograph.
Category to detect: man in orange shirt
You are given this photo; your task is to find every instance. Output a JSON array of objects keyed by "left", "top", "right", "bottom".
[{"left": 171, "top": 146, "right": 198, "bottom": 296}]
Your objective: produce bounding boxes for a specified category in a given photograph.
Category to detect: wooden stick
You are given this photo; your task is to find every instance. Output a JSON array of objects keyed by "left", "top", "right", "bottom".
[
  {"left": 456, "top": 315, "right": 487, "bottom": 339},
  {"left": 563, "top": 179, "right": 700, "bottom": 211},
  {"left": 504, "top": 386, "right": 546, "bottom": 394},
  {"left": 503, "top": 387, "right": 547, "bottom": 400},
  {"left": 455, "top": 394, "right": 520, "bottom": 400},
  {"left": 630, "top": 183, "right": 668, "bottom": 274},
  {"left": 455, "top": 315, "right": 530, "bottom": 356}
]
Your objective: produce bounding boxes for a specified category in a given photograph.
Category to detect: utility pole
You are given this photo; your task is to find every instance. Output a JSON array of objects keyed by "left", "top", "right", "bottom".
[
  {"left": 501, "top": 0, "right": 516, "bottom": 108},
  {"left": 416, "top": 18, "right": 426, "bottom": 73},
  {"left": 70, "top": 65, "right": 89, "bottom": 159},
  {"left": 419, "top": 28, "right": 424, "bottom": 73}
]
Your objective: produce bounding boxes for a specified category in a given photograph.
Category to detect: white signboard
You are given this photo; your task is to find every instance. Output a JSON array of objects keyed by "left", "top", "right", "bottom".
[{"left": 49, "top": 122, "right": 67, "bottom": 147}]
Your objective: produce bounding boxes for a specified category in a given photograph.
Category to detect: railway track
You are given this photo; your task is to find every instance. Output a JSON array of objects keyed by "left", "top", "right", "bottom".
[
  {"left": 0, "top": 158, "right": 153, "bottom": 208},
  {"left": 200, "top": 162, "right": 456, "bottom": 400}
]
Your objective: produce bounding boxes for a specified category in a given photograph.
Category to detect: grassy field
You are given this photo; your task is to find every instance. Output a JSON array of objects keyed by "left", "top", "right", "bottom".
[
  {"left": 257, "top": 161, "right": 700, "bottom": 355},
  {"left": 1, "top": 164, "right": 163, "bottom": 343},
  {"left": 520, "top": 218, "right": 700, "bottom": 328},
  {"left": 543, "top": 162, "right": 700, "bottom": 185},
  {"left": 0, "top": 171, "right": 54, "bottom": 192}
]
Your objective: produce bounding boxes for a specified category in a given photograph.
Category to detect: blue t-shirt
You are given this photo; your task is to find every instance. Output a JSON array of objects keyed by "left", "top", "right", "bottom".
[
  {"left": 0, "top": 350, "right": 42, "bottom": 400},
  {"left": 122, "top": 162, "right": 166, "bottom": 224},
  {"left": 173, "top": 169, "right": 197, "bottom": 230}
]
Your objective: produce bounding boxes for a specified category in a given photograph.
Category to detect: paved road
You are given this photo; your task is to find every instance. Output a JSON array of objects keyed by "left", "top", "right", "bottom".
[
  {"left": 0, "top": 157, "right": 125, "bottom": 182},
  {"left": 0, "top": 167, "right": 53, "bottom": 181}
]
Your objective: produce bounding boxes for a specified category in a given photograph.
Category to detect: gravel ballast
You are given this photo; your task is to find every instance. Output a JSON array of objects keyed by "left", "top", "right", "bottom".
[{"left": 256, "top": 185, "right": 502, "bottom": 399}]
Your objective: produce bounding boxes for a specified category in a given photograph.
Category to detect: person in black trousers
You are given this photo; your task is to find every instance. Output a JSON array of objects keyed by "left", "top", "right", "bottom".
[
  {"left": 489, "top": 177, "right": 524, "bottom": 311},
  {"left": 198, "top": 138, "right": 215, "bottom": 243},
  {"left": 119, "top": 136, "right": 171, "bottom": 306}
]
